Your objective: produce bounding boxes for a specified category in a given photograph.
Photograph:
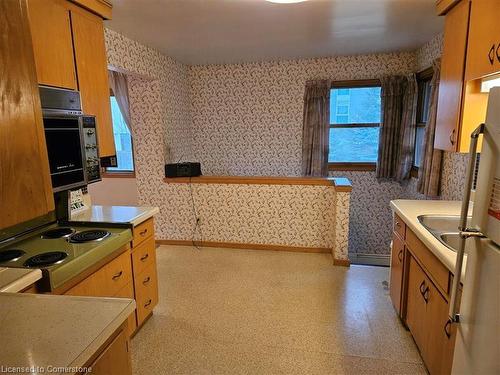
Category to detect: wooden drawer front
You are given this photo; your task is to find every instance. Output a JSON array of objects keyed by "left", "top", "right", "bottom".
[
  {"left": 65, "top": 250, "right": 132, "bottom": 297},
  {"left": 132, "top": 235, "right": 156, "bottom": 276},
  {"left": 134, "top": 263, "right": 158, "bottom": 326},
  {"left": 393, "top": 213, "right": 406, "bottom": 240},
  {"left": 406, "top": 229, "right": 450, "bottom": 296},
  {"left": 114, "top": 282, "right": 137, "bottom": 338},
  {"left": 133, "top": 218, "right": 154, "bottom": 248}
]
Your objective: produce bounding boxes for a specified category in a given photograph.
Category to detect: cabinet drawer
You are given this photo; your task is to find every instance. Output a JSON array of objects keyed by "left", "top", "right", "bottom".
[
  {"left": 114, "top": 282, "right": 137, "bottom": 338},
  {"left": 132, "top": 236, "right": 156, "bottom": 276},
  {"left": 134, "top": 263, "right": 158, "bottom": 326},
  {"left": 133, "top": 218, "right": 154, "bottom": 248},
  {"left": 393, "top": 213, "right": 406, "bottom": 240},
  {"left": 406, "top": 229, "right": 450, "bottom": 296},
  {"left": 65, "top": 250, "right": 132, "bottom": 297}
]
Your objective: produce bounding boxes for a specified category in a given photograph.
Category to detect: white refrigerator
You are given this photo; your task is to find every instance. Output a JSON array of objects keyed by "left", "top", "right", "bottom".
[{"left": 450, "top": 87, "right": 500, "bottom": 374}]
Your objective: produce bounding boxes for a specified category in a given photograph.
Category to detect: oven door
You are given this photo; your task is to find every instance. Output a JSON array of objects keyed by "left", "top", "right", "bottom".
[{"left": 43, "top": 116, "right": 86, "bottom": 192}]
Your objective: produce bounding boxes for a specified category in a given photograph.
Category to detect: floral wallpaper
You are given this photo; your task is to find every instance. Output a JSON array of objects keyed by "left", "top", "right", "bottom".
[{"left": 415, "top": 33, "right": 444, "bottom": 72}]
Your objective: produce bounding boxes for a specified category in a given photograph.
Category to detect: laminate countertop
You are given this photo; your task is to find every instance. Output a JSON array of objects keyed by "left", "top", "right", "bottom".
[
  {"left": 0, "top": 293, "right": 135, "bottom": 374},
  {"left": 71, "top": 205, "right": 159, "bottom": 227},
  {"left": 390, "top": 199, "right": 469, "bottom": 280},
  {"left": 0, "top": 268, "right": 42, "bottom": 293}
]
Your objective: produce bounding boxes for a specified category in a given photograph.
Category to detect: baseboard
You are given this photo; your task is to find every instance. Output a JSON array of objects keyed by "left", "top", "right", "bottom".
[
  {"left": 156, "top": 239, "right": 331, "bottom": 254},
  {"left": 333, "top": 258, "right": 351, "bottom": 267},
  {"left": 349, "top": 253, "right": 390, "bottom": 266}
]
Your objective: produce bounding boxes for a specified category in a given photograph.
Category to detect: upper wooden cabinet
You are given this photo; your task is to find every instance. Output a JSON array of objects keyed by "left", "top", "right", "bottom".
[
  {"left": 0, "top": 0, "right": 55, "bottom": 231},
  {"left": 435, "top": 0, "right": 499, "bottom": 152},
  {"left": 70, "top": 5, "right": 116, "bottom": 157},
  {"left": 27, "top": 0, "right": 77, "bottom": 90},
  {"left": 464, "top": 0, "right": 500, "bottom": 81},
  {"left": 26, "top": 0, "right": 116, "bottom": 158}
]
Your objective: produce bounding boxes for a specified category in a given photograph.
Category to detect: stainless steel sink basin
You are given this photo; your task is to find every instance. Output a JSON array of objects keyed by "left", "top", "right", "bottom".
[
  {"left": 417, "top": 214, "right": 470, "bottom": 233},
  {"left": 417, "top": 214, "right": 472, "bottom": 252},
  {"left": 439, "top": 233, "right": 461, "bottom": 252}
]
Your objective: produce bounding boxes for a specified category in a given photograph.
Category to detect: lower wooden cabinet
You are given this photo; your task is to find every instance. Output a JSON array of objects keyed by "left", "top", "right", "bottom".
[
  {"left": 389, "top": 232, "right": 405, "bottom": 314},
  {"left": 84, "top": 326, "right": 132, "bottom": 375}
]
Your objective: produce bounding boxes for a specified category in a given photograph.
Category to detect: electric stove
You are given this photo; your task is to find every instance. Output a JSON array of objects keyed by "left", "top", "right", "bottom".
[{"left": 0, "top": 223, "right": 132, "bottom": 291}]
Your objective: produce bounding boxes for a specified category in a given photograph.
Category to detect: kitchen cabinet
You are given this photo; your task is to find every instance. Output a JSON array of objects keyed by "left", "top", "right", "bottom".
[
  {"left": 389, "top": 217, "right": 405, "bottom": 315},
  {"left": 0, "top": 0, "right": 55, "bottom": 231},
  {"left": 84, "top": 325, "right": 132, "bottom": 375},
  {"left": 464, "top": 0, "right": 500, "bottom": 81},
  {"left": 27, "top": 0, "right": 77, "bottom": 90},
  {"left": 434, "top": 0, "right": 470, "bottom": 151},
  {"left": 390, "top": 214, "right": 459, "bottom": 375},
  {"left": 26, "top": 0, "right": 117, "bottom": 159},
  {"left": 435, "top": 0, "right": 499, "bottom": 152}
]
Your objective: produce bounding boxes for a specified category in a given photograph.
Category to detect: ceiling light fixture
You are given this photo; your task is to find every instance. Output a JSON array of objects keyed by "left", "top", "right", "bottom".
[{"left": 266, "top": 0, "right": 308, "bottom": 4}]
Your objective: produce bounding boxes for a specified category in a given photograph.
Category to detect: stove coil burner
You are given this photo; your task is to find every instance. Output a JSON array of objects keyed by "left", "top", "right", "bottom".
[
  {"left": 24, "top": 251, "right": 67, "bottom": 268},
  {"left": 69, "top": 230, "right": 111, "bottom": 243},
  {"left": 41, "top": 227, "right": 75, "bottom": 239},
  {"left": 0, "top": 249, "right": 25, "bottom": 262}
]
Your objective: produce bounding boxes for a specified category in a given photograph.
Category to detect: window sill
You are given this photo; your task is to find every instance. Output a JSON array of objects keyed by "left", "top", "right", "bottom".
[
  {"left": 101, "top": 171, "right": 136, "bottom": 179},
  {"left": 328, "top": 162, "right": 376, "bottom": 172}
]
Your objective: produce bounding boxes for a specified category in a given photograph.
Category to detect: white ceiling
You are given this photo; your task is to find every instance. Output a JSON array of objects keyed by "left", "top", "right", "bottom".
[{"left": 106, "top": 0, "right": 444, "bottom": 65}]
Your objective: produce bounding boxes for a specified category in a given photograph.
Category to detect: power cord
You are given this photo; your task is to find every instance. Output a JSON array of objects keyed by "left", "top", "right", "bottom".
[{"left": 189, "top": 176, "right": 203, "bottom": 250}]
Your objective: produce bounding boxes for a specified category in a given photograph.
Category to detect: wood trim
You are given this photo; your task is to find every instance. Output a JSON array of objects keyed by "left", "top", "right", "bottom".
[
  {"left": 331, "top": 79, "right": 381, "bottom": 88},
  {"left": 333, "top": 258, "right": 351, "bottom": 267},
  {"left": 435, "top": 0, "right": 461, "bottom": 15},
  {"left": 69, "top": 0, "right": 112, "bottom": 19},
  {"left": 329, "top": 162, "right": 376, "bottom": 172},
  {"left": 417, "top": 66, "right": 434, "bottom": 81},
  {"left": 329, "top": 123, "right": 380, "bottom": 128},
  {"left": 156, "top": 239, "right": 331, "bottom": 254},
  {"left": 102, "top": 171, "right": 136, "bottom": 179}
]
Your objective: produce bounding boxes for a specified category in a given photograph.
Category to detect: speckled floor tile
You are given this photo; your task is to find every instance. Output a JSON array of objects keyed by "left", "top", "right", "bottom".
[{"left": 131, "top": 246, "right": 423, "bottom": 374}]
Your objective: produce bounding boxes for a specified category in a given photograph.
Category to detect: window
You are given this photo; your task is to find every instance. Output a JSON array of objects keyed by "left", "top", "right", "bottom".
[
  {"left": 105, "top": 95, "right": 135, "bottom": 175},
  {"left": 414, "top": 68, "right": 433, "bottom": 170},
  {"left": 329, "top": 81, "right": 381, "bottom": 169}
]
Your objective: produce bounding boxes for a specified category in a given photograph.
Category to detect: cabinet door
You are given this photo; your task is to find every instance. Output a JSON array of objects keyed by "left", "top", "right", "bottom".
[
  {"left": 87, "top": 329, "right": 132, "bottom": 375},
  {"left": 426, "top": 284, "right": 456, "bottom": 375},
  {"left": 0, "top": 0, "right": 55, "bottom": 230},
  {"left": 70, "top": 6, "right": 116, "bottom": 158},
  {"left": 27, "top": 0, "right": 77, "bottom": 89},
  {"left": 390, "top": 233, "right": 405, "bottom": 315},
  {"left": 405, "top": 256, "right": 429, "bottom": 352},
  {"left": 435, "top": 0, "right": 470, "bottom": 151},
  {"left": 465, "top": 0, "right": 500, "bottom": 81}
]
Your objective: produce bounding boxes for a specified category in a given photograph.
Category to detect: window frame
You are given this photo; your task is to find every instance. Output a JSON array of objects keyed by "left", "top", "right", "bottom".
[
  {"left": 103, "top": 89, "right": 136, "bottom": 178},
  {"left": 411, "top": 67, "right": 434, "bottom": 178},
  {"left": 328, "top": 79, "right": 381, "bottom": 171}
]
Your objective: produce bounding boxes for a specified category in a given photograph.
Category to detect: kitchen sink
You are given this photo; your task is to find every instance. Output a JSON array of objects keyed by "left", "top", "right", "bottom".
[{"left": 417, "top": 214, "right": 472, "bottom": 252}]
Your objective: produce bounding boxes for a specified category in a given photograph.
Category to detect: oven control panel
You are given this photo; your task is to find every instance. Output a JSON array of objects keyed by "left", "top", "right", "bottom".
[{"left": 82, "top": 116, "right": 101, "bottom": 184}]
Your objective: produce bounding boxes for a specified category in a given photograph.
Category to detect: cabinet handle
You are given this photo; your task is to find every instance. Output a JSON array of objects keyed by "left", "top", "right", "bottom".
[
  {"left": 450, "top": 129, "right": 456, "bottom": 146},
  {"left": 144, "top": 299, "right": 152, "bottom": 308},
  {"left": 143, "top": 276, "right": 151, "bottom": 285},
  {"left": 419, "top": 280, "right": 426, "bottom": 294},
  {"left": 139, "top": 229, "right": 148, "bottom": 237},
  {"left": 395, "top": 221, "right": 401, "bottom": 228},
  {"left": 444, "top": 318, "right": 452, "bottom": 339},
  {"left": 140, "top": 253, "right": 149, "bottom": 261},
  {"left": 112, "top": 271, "right": 123, "bottom": 280},
  {"left": 423, "top": 287, "right": 430, "bottom": 303},
  {"left": 397, "top": 249, "right": 403, "bottom": 262},
  {"left": 489, "top": 44, "right": 495, "bottom": 65},
  {"left": 496, "top": 44, "right": 500, "bottom": 63}
]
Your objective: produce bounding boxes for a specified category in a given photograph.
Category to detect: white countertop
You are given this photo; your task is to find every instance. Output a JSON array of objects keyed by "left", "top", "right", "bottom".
[
  {"left": 0, "top": 293, "right": 135, "bottom": 373},
  {"left": 0, "top": 268, "right": 42, "bottom": 293},
  {"left": 71, "top": 205, "right": 159, "bottom": 227},
  {"left": 390, "top": 199, "right": 468, "bottom": 280}
]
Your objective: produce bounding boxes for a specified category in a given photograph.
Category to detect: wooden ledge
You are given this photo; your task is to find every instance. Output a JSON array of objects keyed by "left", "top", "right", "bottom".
[{"left": 163, "top": 175, "right": 352, "bottom": 191}]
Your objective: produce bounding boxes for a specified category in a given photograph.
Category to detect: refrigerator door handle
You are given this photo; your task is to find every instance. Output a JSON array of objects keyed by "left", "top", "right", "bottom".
[{"left": 449, "top": 124, "right": 485, "bottom": 323}]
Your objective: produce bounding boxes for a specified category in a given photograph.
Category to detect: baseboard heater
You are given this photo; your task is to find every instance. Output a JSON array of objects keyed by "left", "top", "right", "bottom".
[{"left": 349, "top": 253, "right": 390, "bottom": 266}]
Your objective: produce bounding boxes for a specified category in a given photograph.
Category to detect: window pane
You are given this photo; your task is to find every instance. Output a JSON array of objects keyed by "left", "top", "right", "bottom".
[
  {"left": 107, "top": 96, "right": 134, "bottom": 172},
  {"left": 329, "top": 127, "right": 379, "bottom": 163},
  {"left": 414, "top": 126, "right": 426, "bottom": 167},
  {"left": 417, "top": 80, "right": 432, "bottom": 123},
  {"left": 330, "top": 86, "right": 381, "bottom": 124}
]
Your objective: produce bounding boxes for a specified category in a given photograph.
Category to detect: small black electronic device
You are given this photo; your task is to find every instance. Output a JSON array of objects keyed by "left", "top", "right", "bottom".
[{"left": 165, "top": 162, "right": 202, "bottom": 178}]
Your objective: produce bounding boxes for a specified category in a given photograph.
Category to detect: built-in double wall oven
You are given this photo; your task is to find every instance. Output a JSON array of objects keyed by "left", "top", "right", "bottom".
[{"left": 39, "top": 86, "right": 101, "bottom": 192}]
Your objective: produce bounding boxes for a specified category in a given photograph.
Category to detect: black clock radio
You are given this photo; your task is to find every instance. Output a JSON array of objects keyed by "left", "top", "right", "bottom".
[{"left": 165, "top": 162, "right": 202, "bottom": 178}]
